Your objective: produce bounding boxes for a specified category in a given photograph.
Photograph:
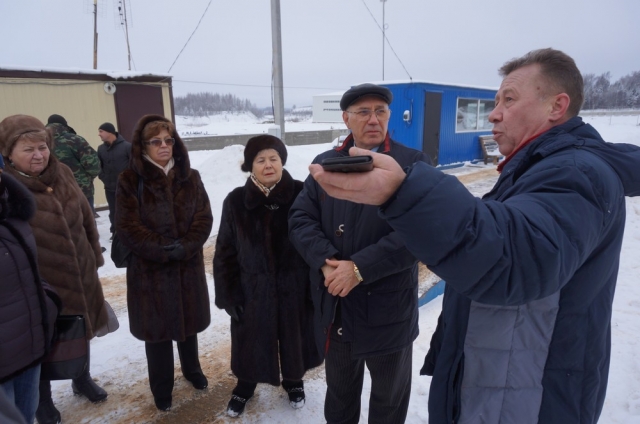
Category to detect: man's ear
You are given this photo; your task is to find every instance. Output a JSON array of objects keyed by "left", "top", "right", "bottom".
[
  {"left": 342, "top": 111, "right": 350, "bottom": 129},
  {"left": 549, "top": 93, "right": 570, "bottom": 122}
]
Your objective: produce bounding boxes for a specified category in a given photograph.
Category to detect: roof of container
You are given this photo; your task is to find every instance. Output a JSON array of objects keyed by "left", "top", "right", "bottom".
[
  {"left": 357, "top": 79, "right": 499, "bottom": 91},
  {"left": 0, "top": 65, "right": 171, "bottom": 80}
]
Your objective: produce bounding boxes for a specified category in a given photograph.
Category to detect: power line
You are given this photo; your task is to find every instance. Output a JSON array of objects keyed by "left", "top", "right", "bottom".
[
  {"left": 168, "top": 0, "right": 213, "bottom": 73},
  {"left": 359, "top": 0, "right": 412, "bottom": 80}
]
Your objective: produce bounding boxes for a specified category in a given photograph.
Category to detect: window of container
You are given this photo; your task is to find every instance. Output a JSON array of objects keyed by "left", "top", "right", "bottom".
[{"left": 456, "top": 98, "right": 495, "bottom": 132}]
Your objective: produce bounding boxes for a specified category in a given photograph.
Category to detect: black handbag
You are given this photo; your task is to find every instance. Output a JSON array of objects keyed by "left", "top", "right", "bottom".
[
  {"left": 40, "top": 315, "right": 88, "bottom": 381},
  {"left": 111, "top": 176, "right": 143, "bottom": 268},
  {"left": 110, "top": 232, "right": 131, "bottom": 268}
]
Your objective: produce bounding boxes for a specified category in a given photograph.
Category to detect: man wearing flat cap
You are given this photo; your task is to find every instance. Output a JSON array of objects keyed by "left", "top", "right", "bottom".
[
  {"left": 97, "top": 122, "right": 131, "bottom": 239},
  {"left": 46, "top": 114, "right": 101, "bottom": 216},
  {"left": 289, "top": 83, "right": 432, "bottom": 423}
]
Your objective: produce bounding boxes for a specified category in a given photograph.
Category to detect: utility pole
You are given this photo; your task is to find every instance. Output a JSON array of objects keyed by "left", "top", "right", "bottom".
[
  {"left": 93, "top": 0, "right": 98, "bottom": 69},
  {"left": 381, "top": 0, "right": 387, "bottom": 80},
  {"left": 270, "top": 0, "right": 286, "bottom": 142}
]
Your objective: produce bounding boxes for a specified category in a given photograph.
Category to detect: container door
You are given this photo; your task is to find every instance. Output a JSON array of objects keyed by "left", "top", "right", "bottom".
[
  {"left": 422, "top": 91, "right": 442, "bottom": 166},
  {"left": 114, "top": 84, "right": 165, "bottom": 142}
]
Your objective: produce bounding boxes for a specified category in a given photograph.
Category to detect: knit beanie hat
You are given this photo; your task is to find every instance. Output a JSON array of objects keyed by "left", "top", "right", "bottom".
[
  {"left": 47, "top": 114, "right": 68, "bottom": 127},
  {"left": 0, "top": 115, "right": 48, "bottom": 157},
  {"left": 99, "top": 122, "right": 118, "bottom": 136},
  {"left": 241, "top": 135, "right": 287, "bottom": 172}
]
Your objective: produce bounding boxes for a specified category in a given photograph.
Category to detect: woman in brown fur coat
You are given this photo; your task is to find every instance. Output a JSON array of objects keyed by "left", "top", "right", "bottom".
[
  {"left": 213, "top": 135, "right": 322, "bottom": 418},
  {"left": 115, "top": 114, "right": 213, "bottom": 412},
  {"left": 0, "top": 115, "right": 116, "bottom": 424}
]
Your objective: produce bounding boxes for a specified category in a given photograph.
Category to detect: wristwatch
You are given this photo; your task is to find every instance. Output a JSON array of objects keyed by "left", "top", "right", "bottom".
[{"left": 353, "top": 262, "right": 364, "bottom": 283}]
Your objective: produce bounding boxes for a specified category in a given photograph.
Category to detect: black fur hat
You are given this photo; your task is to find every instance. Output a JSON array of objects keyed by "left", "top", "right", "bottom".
[{"left": 241, "top": 135, "right": 287, "bottom": 172}]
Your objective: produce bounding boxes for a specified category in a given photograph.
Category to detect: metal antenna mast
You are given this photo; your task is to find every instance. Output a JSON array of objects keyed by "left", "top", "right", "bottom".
[{"left": 118, "top": 0, "right": 133, "bottom": 70}]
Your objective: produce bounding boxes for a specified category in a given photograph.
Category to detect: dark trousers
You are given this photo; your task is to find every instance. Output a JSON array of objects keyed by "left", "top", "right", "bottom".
[
  {"left": 86, "top": 194, "right": 96, "bottom": 215},
  {"left": 144, "top": 334, "right": 203, "bottom": 400},
  {"left": 105, "top": 189, "right": 116, "bottom": 234},
  {"left": 324, "top": 325, "right": 413, "bottom": 424}
]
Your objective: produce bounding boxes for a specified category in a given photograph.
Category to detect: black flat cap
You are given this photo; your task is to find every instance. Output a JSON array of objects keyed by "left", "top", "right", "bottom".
[{"left": 340, "top": 83, "right": 393, "bottom": 111}]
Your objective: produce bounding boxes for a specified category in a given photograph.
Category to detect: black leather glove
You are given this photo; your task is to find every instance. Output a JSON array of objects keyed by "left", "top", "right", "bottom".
[
  {"left": 225, "top": 306, "right": 244, "bottom": 322},
  {"left": 163, "top": 242, "right": 186, "bottom": 261}
]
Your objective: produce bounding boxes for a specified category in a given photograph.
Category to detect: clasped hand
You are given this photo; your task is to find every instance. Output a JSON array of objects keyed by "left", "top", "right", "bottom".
[
  {"left": 322, "top": 258, "right": 360, "bottom": 297},
  {"left": 163, "top": 241, "right": 186, "bottom": 261}
]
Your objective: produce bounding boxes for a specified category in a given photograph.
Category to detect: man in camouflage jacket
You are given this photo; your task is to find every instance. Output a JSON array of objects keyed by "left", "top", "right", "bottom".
[{"left": 47, "top": 115, "right": 101, "bottom": 211}]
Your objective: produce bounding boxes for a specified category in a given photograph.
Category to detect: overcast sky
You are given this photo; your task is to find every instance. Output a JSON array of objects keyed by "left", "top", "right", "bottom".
[{"left": 2, "top": 0, "right": 639, "bottom": 108}]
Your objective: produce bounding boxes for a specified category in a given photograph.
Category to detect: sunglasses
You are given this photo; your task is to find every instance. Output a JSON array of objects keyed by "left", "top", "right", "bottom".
[{"left": 143, "top": 138, "right": 175, "bottom": 147}]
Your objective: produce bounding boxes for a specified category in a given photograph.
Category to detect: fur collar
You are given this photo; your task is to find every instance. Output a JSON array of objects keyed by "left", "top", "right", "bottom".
[
  {"left": 4, "top": 155, "right": 60, "bottom": 194},
  {"left": 0, "top": 173, "right": 36, "bottom": 221},
  {"left": 244, "top": 169, "right": 296, "bottom": 210}
]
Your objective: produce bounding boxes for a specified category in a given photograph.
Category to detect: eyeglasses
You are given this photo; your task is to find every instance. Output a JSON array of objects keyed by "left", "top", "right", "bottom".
[
  {"left": 144, "top": 138, "right": 175, "bottom": 147},
  {"left": 346, "top": 108, "right": 390, "bottom": 121}
]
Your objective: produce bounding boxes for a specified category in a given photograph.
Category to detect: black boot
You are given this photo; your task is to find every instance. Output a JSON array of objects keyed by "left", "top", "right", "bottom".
[
  {"left": 282, "top": 379, "right": 305, "bottom": 409},
  {"left": 36, "top": 380, "right": 61, "bottom": 424},
  {"left": 71, "top": 341, "right": 108, "bottom": 403},
  {"left": 72, "top": 373, "right": 108, "bottom": 403}
]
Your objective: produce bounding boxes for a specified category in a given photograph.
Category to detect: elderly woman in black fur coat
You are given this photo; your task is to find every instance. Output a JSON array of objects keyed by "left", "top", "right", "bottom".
[
  {"left": 213, "top": 135, "right": 322, "bottom": 417},
  {"left": 115, "top": 115, "right": 213, "bottom": 412}
]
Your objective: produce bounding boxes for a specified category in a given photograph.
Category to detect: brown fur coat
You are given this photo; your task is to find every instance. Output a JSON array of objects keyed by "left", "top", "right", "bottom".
[
  {"left": 116, "top": 115, "right": 213, "bottom": 342},
  {"left": 213, "top": 170, "right": 322, "bottom": 385},
  {"left": 4, "top": 157, "right": 108, "bottom": 339}
]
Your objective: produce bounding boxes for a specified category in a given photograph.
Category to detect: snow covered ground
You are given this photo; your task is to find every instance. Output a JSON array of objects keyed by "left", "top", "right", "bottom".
[
  {"left": 51, "top": 114, "right": 640, "bottom": 423},
  {"left": 175, "top": 112, "right": 342, "bottom": 138}
]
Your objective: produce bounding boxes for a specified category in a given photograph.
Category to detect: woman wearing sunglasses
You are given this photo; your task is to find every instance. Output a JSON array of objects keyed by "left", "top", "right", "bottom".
[{"left": 114, "top": 114, "right": 213, "bottom": 411}]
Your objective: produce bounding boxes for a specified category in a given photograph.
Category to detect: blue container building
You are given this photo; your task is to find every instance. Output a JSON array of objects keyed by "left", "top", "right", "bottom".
[{"left": 378, "top": 81, "right": 498, "bottom": 166}]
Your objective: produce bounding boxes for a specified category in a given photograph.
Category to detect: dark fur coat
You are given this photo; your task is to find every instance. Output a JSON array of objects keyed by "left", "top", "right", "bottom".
[
  {"left": 116, "top": 115, "right": 213, "bottom": 342},
  {"left": 3, "top": 157, "right": 108, "bottom": 339},
  {"left": 213, "top": 170, "right": 322, "bottom": 385}
]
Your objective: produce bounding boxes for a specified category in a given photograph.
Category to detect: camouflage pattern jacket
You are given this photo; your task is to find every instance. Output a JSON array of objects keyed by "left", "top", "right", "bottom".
[{"left": 49, "top": 123, "right": 101, "bottom": 198}]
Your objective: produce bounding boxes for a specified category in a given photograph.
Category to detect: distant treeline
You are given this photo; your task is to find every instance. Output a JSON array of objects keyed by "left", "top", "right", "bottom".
[
  {"left": 174, "top": 73, "right": 640, "bottom": 117},
  {"left": 174, "top": 92, "right": 265, "bottom": 117},
  {"left": 583, "top": 71, "right": 640, "bottom": 109}
]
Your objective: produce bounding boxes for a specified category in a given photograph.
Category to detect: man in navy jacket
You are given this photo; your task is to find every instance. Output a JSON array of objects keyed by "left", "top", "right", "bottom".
[
  {"left": 306, "top": 49, "right": 640, "bottom": 423},
  {"left": 289, "top": 83, "right": 431, "bottom": 423}
]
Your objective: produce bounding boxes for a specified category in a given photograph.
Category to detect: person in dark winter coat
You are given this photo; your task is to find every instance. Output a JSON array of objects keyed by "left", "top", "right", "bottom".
[
  {"left": 0, "top": 114, "right": 118, "bottom": 424},
  {"left": 0, "top": 158, "right": 61, "bottom": 424},
  {"left": 46, "top": 115, "right": 101, "bottom": 214},
  {"left": 305, "top": 48, "right": 640, "bottom": 424},
  {"left": 214, "top": 135, "right": 322, "bottom": 418},
  {"left": 115, "top": 114, "right": 213, "bottom": 412},
  {"left": 98, "top": 122, "right": 131, "bottom": 236},
  {"left": 289, "top": 84, "right": 432, "bottom": 424}
]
